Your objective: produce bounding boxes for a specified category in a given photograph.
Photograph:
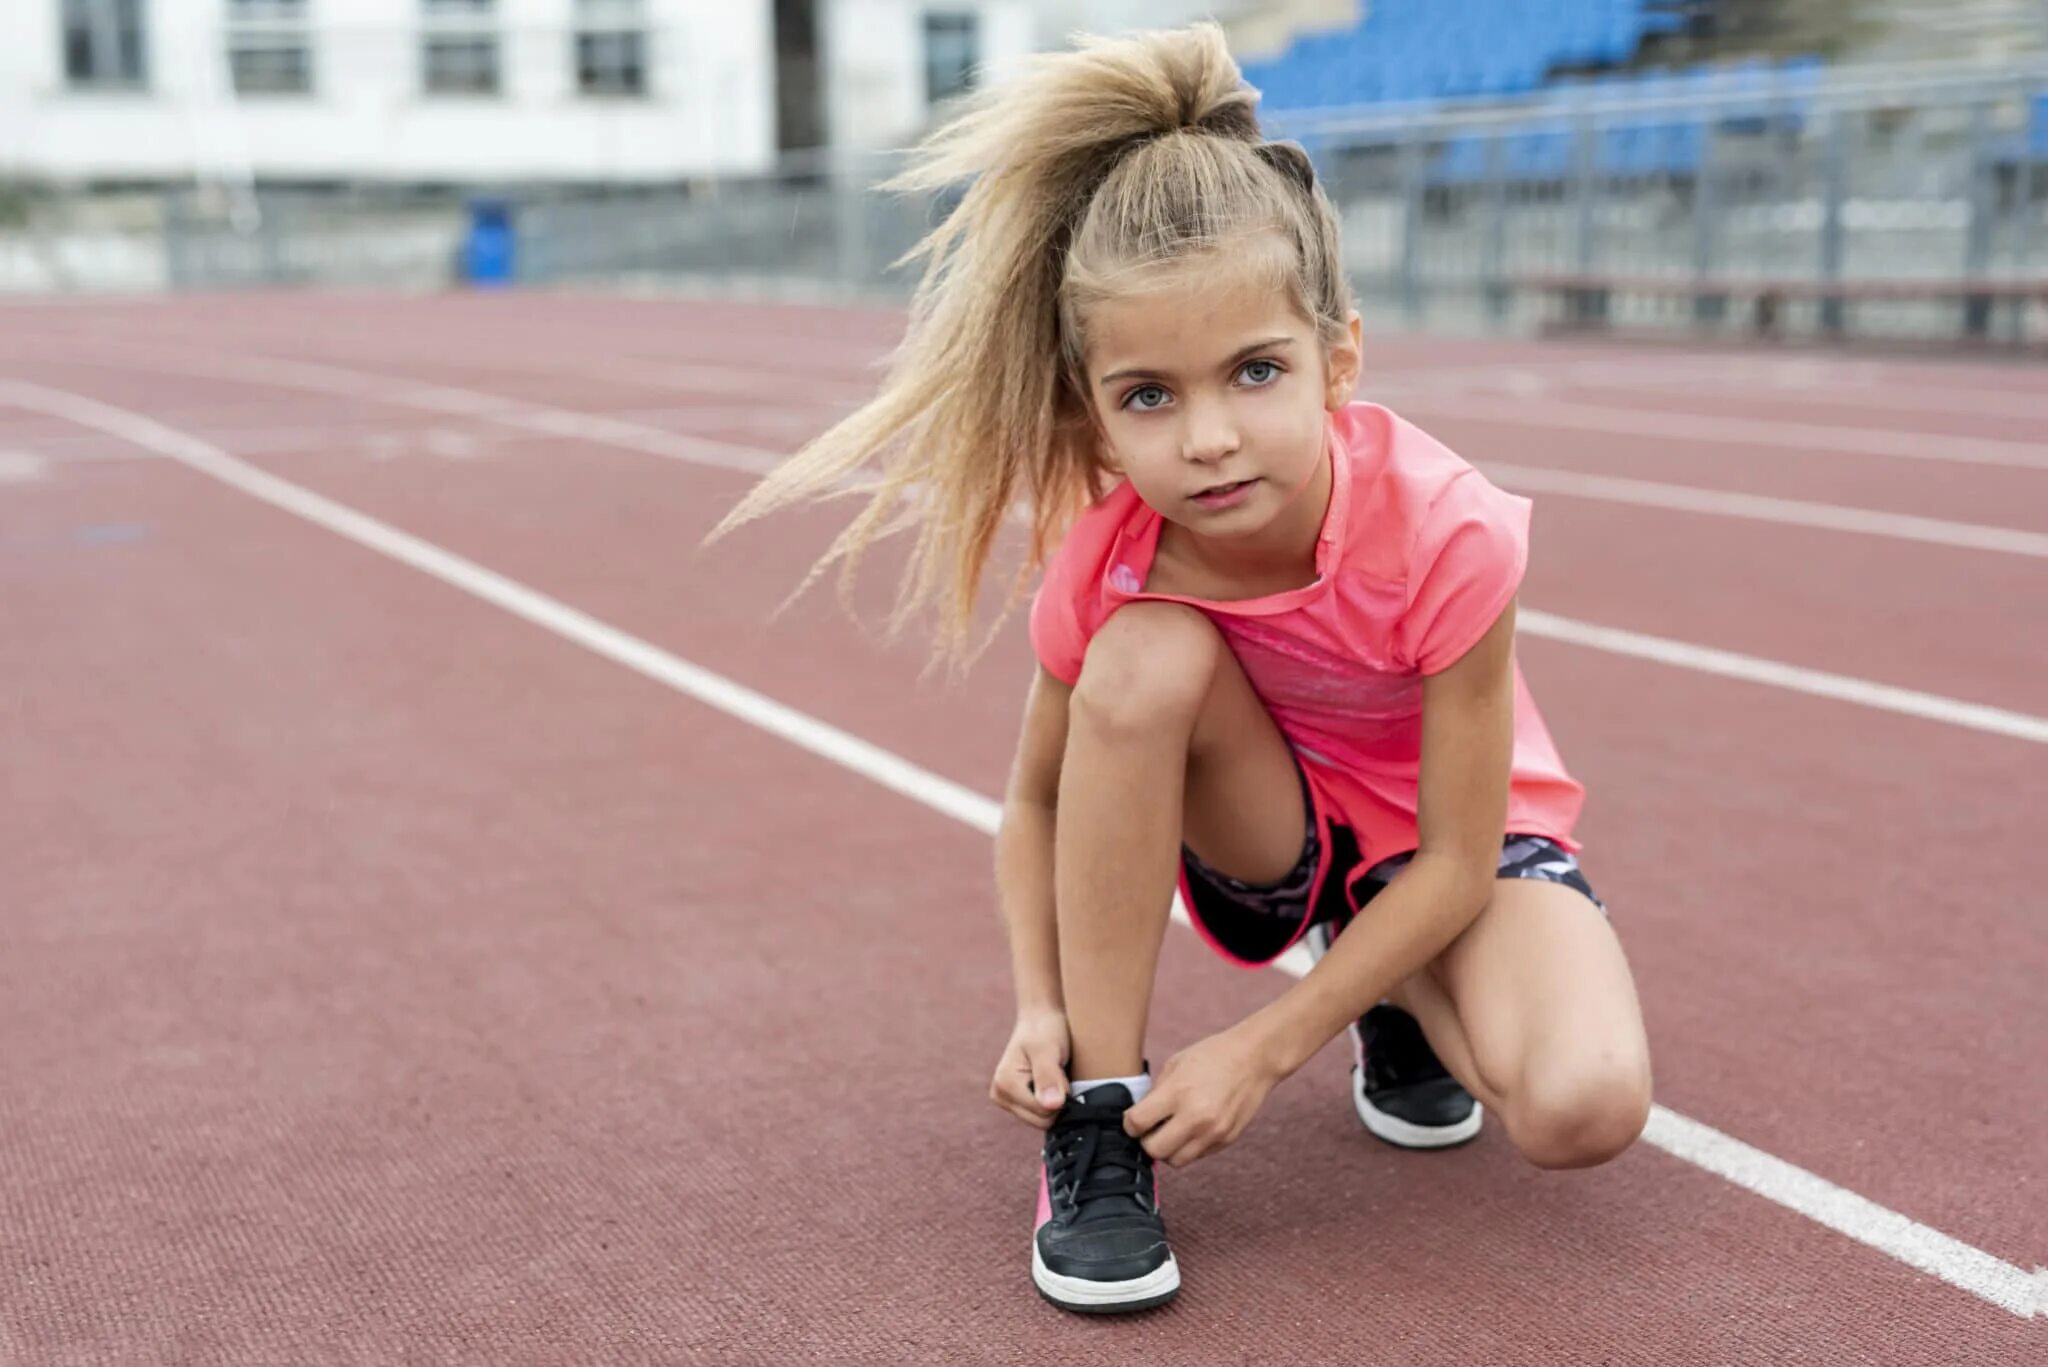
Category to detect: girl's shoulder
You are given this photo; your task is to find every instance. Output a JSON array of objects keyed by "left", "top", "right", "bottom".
[
  {"left": 1332, "top": 402, "right": 1532, "bottom": 674},
  {"left": 1027, "top": 480, "right": 1147, "bottom": 685},
  {"left": 1332, "top": 401, "right": 1527, "bottom": 580}
]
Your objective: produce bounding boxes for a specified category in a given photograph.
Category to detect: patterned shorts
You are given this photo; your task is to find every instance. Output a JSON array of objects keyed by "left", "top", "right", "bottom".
[{"left": 1179, "top": 767, "right": 1604, "bottom": 966}]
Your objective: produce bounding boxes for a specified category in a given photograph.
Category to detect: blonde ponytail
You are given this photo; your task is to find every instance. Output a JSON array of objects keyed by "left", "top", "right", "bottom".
[{"left": 708, "top": 23, "right": 1352, "bottom": 663}]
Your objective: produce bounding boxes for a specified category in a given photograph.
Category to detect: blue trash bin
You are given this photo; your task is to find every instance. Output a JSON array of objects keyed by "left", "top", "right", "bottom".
[{"left": 462, "top": 197, "right": 516, "bottom": 287}]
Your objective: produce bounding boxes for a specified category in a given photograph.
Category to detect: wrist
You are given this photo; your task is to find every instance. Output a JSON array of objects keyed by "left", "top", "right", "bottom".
[
  {"left": 1006, "top": 941, "right": 1063, "bottom": 1018},
  {"left": 1015, "top": 992, "right": 1065, "bottom": 1020},
  {"left": 1238, "top": 1003, "right": 1318, "bottom": 1081}
]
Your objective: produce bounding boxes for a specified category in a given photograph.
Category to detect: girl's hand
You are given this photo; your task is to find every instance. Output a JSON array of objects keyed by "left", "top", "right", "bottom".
[
  {"left": 990, "top": 1007, "right": 1072, "bottom": 1130},
  {"left": 1122, "top": 1025, "right": 1281, "bottom": 1167}
]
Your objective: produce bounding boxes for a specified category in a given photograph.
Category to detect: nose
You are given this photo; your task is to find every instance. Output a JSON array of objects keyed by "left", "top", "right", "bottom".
[{"left": 1179, "top": 394, "right": 1240, "bottom": 465}]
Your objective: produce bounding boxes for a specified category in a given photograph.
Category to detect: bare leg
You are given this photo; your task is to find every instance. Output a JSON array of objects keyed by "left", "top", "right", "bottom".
[
  {"left": 1056, "top": 603, "right": 1306, "bottom": 1082},
  {"left": 1393, "top": 879, "right": 1652, "bottom": 1169}
]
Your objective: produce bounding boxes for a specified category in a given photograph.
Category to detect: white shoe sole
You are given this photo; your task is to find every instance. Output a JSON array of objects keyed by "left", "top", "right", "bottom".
[
  {"left": 1306, "top": 923, "right": 1485, "bottom": 1150},
  {"left": 1031, "top": 1243, "right": 1180, "bottom": 1313},
  {"left": 1353, "top": 1066, "right": 1485, "bottom": 1149}
]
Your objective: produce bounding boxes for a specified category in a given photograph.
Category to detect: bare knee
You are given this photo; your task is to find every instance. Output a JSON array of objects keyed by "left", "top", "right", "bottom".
[
  {"left": 1510, "top": 1055, "right": 1652, "bottom": 1170},
  {"left": 1070, "top": 603, "right": 1223, "bottom": 743}
]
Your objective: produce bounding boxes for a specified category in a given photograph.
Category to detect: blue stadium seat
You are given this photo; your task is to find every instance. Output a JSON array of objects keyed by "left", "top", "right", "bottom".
[
  {"left": 1243, "top": 0, "right": 1661, "bottom": 109},
  {"left": 1240, "top": 0, "right": 1783, "bottom": 182},
  {"left": 1432, "top": 135, "right": 1491, "bottom": 185}
]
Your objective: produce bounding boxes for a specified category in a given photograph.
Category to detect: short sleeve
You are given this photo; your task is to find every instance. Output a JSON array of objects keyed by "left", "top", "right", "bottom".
[
  {"left": 1396, "top": 471, "right": 1530, "bottom": 675},
  {"left": 1028, "top": 546, "right": 1095, "bottom": 686},
  {"left": 1026, "top": 482, "right": 1143, "bottom": 685}
]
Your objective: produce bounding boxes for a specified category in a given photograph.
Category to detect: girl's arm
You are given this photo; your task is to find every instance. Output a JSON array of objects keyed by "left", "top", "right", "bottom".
[
  {"left": 996, "top": 665, "right": 1072, "bottom": 1015},
  {"left": 1242, "top": 600, "right": 1519, "bottom": 1079}
]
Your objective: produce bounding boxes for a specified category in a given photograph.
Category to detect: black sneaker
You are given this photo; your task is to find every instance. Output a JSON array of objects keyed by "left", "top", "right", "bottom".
[
  {"left": 1031, "top": 1084, "right": 1180, "bottom": 1313},
  {"left": 1303, "top": 923, "right": 1483, "bottom": 1149}
]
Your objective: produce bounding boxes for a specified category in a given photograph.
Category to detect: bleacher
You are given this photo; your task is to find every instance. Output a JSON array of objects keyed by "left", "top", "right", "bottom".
[
  {"left": 1243, "top": 0, "right": 1683, "bottom": 108},
  {"left": 1220, "top": 1, "right": 2048, "bottom": 342},
  {"left": 1240, "top": 0, "right": 1834, "bottom": 180}
]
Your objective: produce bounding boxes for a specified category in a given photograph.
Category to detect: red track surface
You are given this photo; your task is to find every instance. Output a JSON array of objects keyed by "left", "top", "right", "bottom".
[{"left": 2, "top": 293, "right": 2043, "bottom": 1363}]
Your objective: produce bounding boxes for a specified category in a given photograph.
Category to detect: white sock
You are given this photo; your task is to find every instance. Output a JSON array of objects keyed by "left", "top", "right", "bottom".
[{"left": 1071, "top": 1071, "right": 1152, "bottom": 1105}]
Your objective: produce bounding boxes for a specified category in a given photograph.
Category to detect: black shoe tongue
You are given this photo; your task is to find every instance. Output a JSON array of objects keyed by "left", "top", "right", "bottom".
[{"left": 1065, "top": 1084, "right": 1147, "bottom": 1219}]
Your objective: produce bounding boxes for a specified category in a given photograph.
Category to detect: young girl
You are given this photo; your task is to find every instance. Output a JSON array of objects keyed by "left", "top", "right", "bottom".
[{"left": 716, "top": 24, "right": 1652, "bottom": 1315}]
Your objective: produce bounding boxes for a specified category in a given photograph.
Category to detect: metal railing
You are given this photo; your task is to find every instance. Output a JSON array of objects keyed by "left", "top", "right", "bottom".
[{"left": 6, "top": 56, "right": 2047, "bottom": 344}]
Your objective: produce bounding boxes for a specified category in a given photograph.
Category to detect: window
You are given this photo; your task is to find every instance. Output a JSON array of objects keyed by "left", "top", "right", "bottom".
[
  {"left": 423, "top": 38, "right": 499, "bottom": 94},
  {"left": 574, "top": 0, "right": 649, "bottom": 97},
  {"left": 228, "top": 43, "right": 311, "bottom": 95},
  {"left": 422, "top": 0, "right": 499, "bottom": 96},
  {"left": 61, "top": 0, "right": 149, "bottom": 89},
  {"left": 923, "top": 12, "right": 979, "bottom": 106},
  {"left": 226, "top": 0, "right": 314, "bottom": 96}
]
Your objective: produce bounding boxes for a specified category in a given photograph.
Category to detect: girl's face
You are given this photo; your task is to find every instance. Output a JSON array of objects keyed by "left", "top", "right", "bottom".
[{"left": 1082, "top": 256, "right": 1361, "bottom": 543}]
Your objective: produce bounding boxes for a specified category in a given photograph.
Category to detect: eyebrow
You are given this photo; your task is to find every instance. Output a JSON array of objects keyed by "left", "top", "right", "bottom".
[{"left": 1096, "top": 336, "right": 1296, "bottom": 389}]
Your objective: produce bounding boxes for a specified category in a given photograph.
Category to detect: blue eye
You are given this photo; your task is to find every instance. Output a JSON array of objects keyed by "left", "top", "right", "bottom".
[
  {"left": 1239, "top": 359, "right": 1281, "bottom": 386},
  {"left": 1123, "top": 384, "right": 1170, "bottom": 412}
]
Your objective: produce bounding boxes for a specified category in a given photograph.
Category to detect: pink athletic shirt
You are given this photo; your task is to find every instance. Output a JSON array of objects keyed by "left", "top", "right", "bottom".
[{"left": 1029, "top": 401, "right": 1585, "bottom": 869}]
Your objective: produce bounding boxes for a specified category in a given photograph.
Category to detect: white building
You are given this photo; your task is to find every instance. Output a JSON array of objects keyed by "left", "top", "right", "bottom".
[
  {"left": 0, "top": 0, "right": 1054, "bottom": 185},
  {"left": 0, "top": 1, "right": 1335, "bottom": 186}
]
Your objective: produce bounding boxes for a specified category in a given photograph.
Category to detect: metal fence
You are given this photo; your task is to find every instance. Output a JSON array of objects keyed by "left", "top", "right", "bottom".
[
  {"left": 1271, "top": 60, "right": 2048, "bottom": 342},
  {"left": 7, "top": 57, "right": 2048, "bottom": 345}
]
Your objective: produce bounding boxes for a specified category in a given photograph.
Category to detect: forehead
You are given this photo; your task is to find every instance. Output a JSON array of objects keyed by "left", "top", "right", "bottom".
[{"left": 1083, "top": 255, "right": 1310, "bottom": 377}]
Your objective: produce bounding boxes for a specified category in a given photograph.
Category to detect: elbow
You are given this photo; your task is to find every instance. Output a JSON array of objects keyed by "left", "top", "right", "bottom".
[
  {"left": 1396, "top": 849, "right": 1495, "bottom": 929},
  {"left": 1443, "top": 858, "right": 1497, "bottom": 932}
]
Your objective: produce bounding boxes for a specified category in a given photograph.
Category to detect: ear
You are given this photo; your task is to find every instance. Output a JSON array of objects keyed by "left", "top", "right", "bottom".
[{"left": 1324, "top": 310, "right": 1363, "bottom": 411}]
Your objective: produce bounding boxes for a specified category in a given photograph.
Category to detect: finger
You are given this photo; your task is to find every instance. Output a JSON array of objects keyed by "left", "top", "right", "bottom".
[
  {"left": 1123, "top": 1086, "right": 1170, "bottom": 1136},
  {"left": 1165, "top": 1115, "right": 1227, "bottom": 1167},
  {"left": 1003, "top": 1100, "right": 1055, "bottom": 1131},
  {"left": 996, "top": 1074, "right": 1046, "bottom": 1117},
  {"left": 992, "top": 1084, "right": 1053, "bottom": 1128},
  {"left": 1137, "top": 1113, "right": 1197, "bottom": 1162},
  {"left": 992, "top": 1071, "right": 1036, "bottom": 1114},
  {"left": 1025, "top": 1045, "right": 1069, "bottom": 1110}
]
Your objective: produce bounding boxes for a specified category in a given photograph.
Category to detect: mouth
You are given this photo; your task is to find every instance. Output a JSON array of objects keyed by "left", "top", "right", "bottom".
[{"left": 1190, "top": 477, "right": 1259, "bottom": 509}]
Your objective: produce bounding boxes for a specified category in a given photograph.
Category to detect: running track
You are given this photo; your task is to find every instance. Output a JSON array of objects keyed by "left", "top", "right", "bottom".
[{"left": 1, "top": 292, "right": 2042, "bottom": 1364}]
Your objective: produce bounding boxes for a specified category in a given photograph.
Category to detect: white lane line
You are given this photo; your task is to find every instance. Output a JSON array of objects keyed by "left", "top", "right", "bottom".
[
  {"left": 1517, "top": 609, "right": 2048, "bottom": 744},
  {"left": 613, "top": 403, "right": 860, "bottom": 442},
  {"left": 0, "top": 450, "right": 53, "bottom": 483},
  {"left": 37, "top": 348, "right": 792, "bottom": 477},
  {"left": 541, "top": 289, "right": 2048, "bottom": 418},
  {"left": 1479, "top": 461, "right": 2048, "bottom": 558},
  {"left": 32, "top": 348, "right": 2048, "bottom": 741},
  {"left": 4, "top": 374, "right": 2039, "bottom": 1322},
  {"left": 1643, "top": 1109, "right": 2046, "bottom": 1320},
  {"left": 80, "top": 345, "right": 2048, "bottom": 560},
  {"left": 1535, "top": 371, "right": 2048, "bottom": 425},
  {"left": 1395, "top": 392, "right": 2048, "bottom": 472},
  {"left": 1378, "top": 357, "right": 2048, "bottom": 425},
  {"left": 532, "top": 334, "right": 2048, "bottom": 469}
]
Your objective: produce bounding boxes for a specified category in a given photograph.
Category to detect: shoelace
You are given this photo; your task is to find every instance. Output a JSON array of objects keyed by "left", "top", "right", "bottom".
[{"left": 1046, "top": 1101, "right": 1152, "bottom": 1213}]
